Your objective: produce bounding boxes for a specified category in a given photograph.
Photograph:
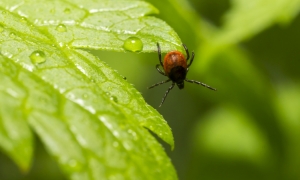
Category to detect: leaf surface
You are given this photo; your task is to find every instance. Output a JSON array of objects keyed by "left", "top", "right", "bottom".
[
  {"left": 2, "top": 0, "right": 183, "bottom": 52},
  {"left": 0, "top": 1, "right": 179, "bottom": 179},
  {"left": 215, "top": 0, "right": 300, "bottom": 44}
]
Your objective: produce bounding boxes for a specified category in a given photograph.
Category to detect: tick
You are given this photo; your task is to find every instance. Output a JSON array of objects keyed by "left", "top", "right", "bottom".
[{"left": 148, "top": 43, "right": 216, "bottom": 107}]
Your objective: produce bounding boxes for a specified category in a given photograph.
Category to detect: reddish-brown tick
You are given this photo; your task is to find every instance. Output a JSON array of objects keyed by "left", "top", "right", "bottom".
[{"left": 148, "top": 43, "right": 216, "bottom": 107}]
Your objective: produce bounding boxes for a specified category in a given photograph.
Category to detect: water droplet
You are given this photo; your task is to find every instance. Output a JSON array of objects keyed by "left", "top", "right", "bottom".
[
  {"left": 128, "top": 129, "right": 137, "bottom": 140},
  {"left": 64, "top": 159, "right": 83, "bottom": 172},
  {"left": 64, "top": 8, "right": 71, "bottom": 14},
  {"left": 123, "top": 37, "right": 143, "bottom": 52},
  {"left": 55, "top": 24, "right": 67, "bottom": 32},
  {"left": 9, "top": 32, "right": 16, "bottom": 38},
  {"left": 83, "top": 94, "right": 88, "bottom": 98},
  {"left": 105, "top": 92, "right": 118, "bottom": 102},
  {"left": 2, "top": 10, "right": 7, "bottom": 15},
  {"left": 20, "top": 16, "right": 27, "bottom": 23},
  {"left": 30, "top": 50, "right": 46, "bottom": 64},
  {"left": 110, "top": 96, "right": 118, "bottom": 103},
  {"left": 50, "top": 9, "right": 55, "bottom": 14},
  {"left": 58, "top": 42, "right": 65, "bottom": 47}
]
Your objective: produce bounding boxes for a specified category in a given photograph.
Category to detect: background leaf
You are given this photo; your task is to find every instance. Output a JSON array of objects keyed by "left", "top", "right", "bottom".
[
  {"left": 214, "top": 0, "right": 300, "bottom": 45},
  {"left": 0, "top": 56, "right": 33, "bottom": 172},
  {"left": 138, "top": 0, "right": 300, "bottom": 180}
]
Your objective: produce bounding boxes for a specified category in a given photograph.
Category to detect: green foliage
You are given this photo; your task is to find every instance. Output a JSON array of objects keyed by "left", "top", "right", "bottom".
[
  {"left": 0, "top": 0, "right": 180, "bottom": 179},
  {"left": 215, "top": 0, "right": 300, "bottom": 44},
  {"left": 2, "top": 0, "right": 300, "bottom": 180},
  {"left": 148, "top": 0, "right": 300, "bottom": 180}
]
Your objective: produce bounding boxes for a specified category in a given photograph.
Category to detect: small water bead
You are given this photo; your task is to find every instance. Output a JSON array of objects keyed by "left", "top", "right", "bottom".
[
  {"left": 50, "top": 9, "right": 55, "bottom": 14},
  {"left": 64, "top": 8, "right": 71, "bottom": 14},
  {"left": 105, "top": 92, "right": 118, "bottom": 102},
  {"left": 58, "top": 42, "right": 65, "bottom": 47},
  {"left": 63, "top": 159, "right": 83, "bottom": 172},
  {"left": 127, "top": 129, "right": 137, "bottom": 140},
  {"left": 123, "top": 37, "right": 143, "bottom": 52},
  {"left": 30, "top": 50, "right": 46, "bottom": 64},
  {"left": 9, "top": 32, "right": 16, "bottom": 38},
  {"left": 2, "top": 10, "right": 8, "bottom": 15},
  {"left": 20, "top": 16, "right": 27, "bottom": 23},
  {"left": 83, "top": 94, "right": 88, "bottom": 99},
  {"left": 56, "top": 24, "right": 67, "bottom": 32},
  {"left": 110, "top": 96, "right": 118, "bottom": 103}
]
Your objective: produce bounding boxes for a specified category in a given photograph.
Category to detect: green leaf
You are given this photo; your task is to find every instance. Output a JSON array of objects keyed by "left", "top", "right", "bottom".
[
  {"left": 0, "top": 61, "right": 33, "bottom": 172},
  {"left": 193, "top": 105, "right": 272, "bottom": 165},
  {"left": 214, "top": 0, "right": 300, "bottom": 45},
  {"left": 0, "top": 1, "right": 178, "bottom": 179},
  {"left": 274, "top": 83, "right": 300, "bottom": 177},
  {"left": 274, "top": 83, "right": 300, "bottom": 137},
  {"left": 1, "top": 0, "right": 183, "bottom": 53}
]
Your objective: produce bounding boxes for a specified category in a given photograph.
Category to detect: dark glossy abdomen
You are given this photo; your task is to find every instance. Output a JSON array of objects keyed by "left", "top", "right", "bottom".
[
  {"left": 168, "top": 66, "right": 186, "bottom": 83},
  {"left": 163, "top": 51, "right": 187, "bottom": 76}
]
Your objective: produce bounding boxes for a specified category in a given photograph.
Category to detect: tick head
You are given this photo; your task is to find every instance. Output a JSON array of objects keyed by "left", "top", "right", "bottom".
[{"left": 176, "top": 81, "right": 184, "bottom": 89}]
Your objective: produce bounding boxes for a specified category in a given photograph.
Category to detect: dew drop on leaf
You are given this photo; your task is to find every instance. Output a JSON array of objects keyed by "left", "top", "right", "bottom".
[
  {"left": 64, "top": 8, "right": 71, "bottom": 14},
  {"left": 55, "top": 24, "right": 67, "bottom": 32},
  {"left": 1, "top": 10, "right": 7, "bottom": 15},
  {"left": 128, "top": 129, "right": 137, "bottom": 140},
  {"left": 9, "top": 32, "right": 16, "bottom": 38},
  {"left": 29, "top": 50, "right": 46, "bottom": 64},
  {"left": 20, "top": 16, "right": 27, "bottom": 23},
  {"left": 62, "top": 159, "right": 83, "bottom": 173},
  {"left": 109, "top": 96, "right": 118, "bottom": 103},
  {"left": 123, "top": 37, "right": 143, "bottom": 52},
  {"left": 83, "top": 94, "right": 88, "bottom": 99}
]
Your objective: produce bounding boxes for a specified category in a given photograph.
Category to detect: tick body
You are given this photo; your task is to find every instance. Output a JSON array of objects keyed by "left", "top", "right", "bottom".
[
  {"left": 163, "top": 51, "right": 187, "bottom": 89},
  {"left": 148, "top": 43, "right": 216, "bottom": 107}
]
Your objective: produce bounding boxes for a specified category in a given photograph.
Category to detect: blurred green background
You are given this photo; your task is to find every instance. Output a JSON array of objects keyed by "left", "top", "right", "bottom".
[{"left": 1, "top": 0, "right": 300, "bottom": 179}]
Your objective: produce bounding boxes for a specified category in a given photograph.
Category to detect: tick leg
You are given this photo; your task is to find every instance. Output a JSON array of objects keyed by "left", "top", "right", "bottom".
[
  {"left": 187, "top": 51, "right": 195, "bottom": 68},
  {"left": 182, "top": 44, "right": 190, "bottom": 61},
  {"left": 159, "top": 83, "right": 175, "bottom": 107},
  {"left": 185, "top": 79, "right": 217, "bottom": 91},
  {"left": 157, "top": 42, "right": 163, "bottom": 66},
  {"left": 156, "top": 64, "right": 166, "bottom": 76},
  {"left": 148, "top": 79, "right": 171, "bottom": 89}
]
